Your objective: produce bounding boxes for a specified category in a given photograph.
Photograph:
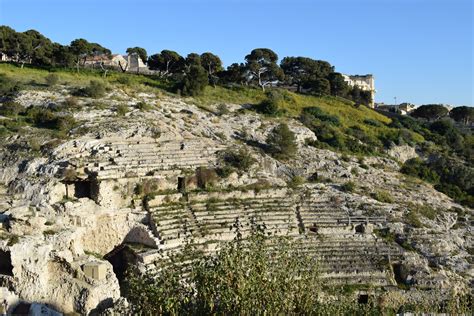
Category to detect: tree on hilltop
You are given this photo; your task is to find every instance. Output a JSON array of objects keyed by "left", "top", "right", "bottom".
[
  {"left": 245, "top": 48, "right": 284, "bottom": 91},
  {"left": 411, "top": 104, "right": 449, "bottom": 121},
  {"left": 449, "top": 106, "right": 474, "bottom": 125},
  {"left": 126, "top": 47, "right": 147, "bottom": 64},
  {"left": 327, "top": 72, "right": 350, "bottom": 97},
  {"left": 280, "top": 57, "right": 333, "bottom": 93},
  {"left": 201, "top": 52, "right": 223, "bottom": 87},
  {"left": 147, "top": 50, "right": 184, "bottom": 78}
]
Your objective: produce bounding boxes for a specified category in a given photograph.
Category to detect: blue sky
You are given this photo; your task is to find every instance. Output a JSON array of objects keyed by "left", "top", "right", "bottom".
[{"left": 1, "top": 0, "right": 472, "bottom": 106}]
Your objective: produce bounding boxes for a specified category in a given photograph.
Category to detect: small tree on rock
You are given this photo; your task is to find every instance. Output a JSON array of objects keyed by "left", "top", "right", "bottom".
[{"left": 266, "top": 123, "right": 297, "bottom": 160}]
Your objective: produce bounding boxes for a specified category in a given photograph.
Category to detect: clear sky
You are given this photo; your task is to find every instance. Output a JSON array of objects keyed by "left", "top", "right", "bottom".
[{"left": 0, "top": 0, "right": 472, "bottom": 106}]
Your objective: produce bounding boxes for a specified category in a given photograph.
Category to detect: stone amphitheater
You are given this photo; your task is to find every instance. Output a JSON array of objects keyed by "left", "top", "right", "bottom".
[{"left": 0, "top": 87, "right": 471, "bottom": 314}]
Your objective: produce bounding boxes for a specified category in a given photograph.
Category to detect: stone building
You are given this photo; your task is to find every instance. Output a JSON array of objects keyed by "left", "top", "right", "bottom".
[
  {"left": 342, "top": 74, "right": 376, "bottom": 107},
  {"left": 83, "top": 53, "right": 148, "bottom": 73},
  {"left": 376, "top": 102, "right": 415, "bottom": 115}
]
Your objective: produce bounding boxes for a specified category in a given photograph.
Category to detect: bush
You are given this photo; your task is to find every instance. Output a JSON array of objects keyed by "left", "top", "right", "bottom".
[
  {"left": 401, "top": 158, "right": 440, "bottom": 184},
  {"left": 82, "top": 80, "right": 106, "bottom": 98},
  {"left": 123, "top": 230, "right": 321, "bottom": 315},
  {"left": 0, "top": 74, "right": 21, "bottom": 97},
  {"left": 216, "top": 103, "right": 230, "bottom": 116},
  {"left": 180, "top": 65, "right": 208, "bottom": 96},
  {"left": 301, "top": 106, "right": 341, "bottom": 126},
  {"left": 340, "top": 181, "right": 356, "bottom": 193},
  {"left": 371, "top": 190, "right": 394, "bottom": 203},
  {"left": 220, "top": 147, "right": 255, "bottom": 172},
  {"left": 30, "top": 109, "right": 76, "bottom": 131},
  {"left": 288, "top": 175, "right": 305, "bottom": 188},
  {"left": 257, "top": 90, "right": 283, "bottom": 115},
  {"left": 116, "top": 76, "right": 131, "bottom": 85},
  {"left": 266, "top": 123, "right": 297, "bottom": 160},
  {"left": 0, "top": 101, "right": 23, "bottom": 117},
  {"left": 62, "top": 97, "right": 80, "bottom": 109},
  {"left": 45, "top": 73, "right": 59, "bottom": 86},
  {"left": 116, "top": 104, "right": 129, "bottom": 116},
  {"left": 135, "top": 101, "right": 152, "bottom": 111},
  {"left": 363, "top": 118, "right": 383, "bottom": 127}
]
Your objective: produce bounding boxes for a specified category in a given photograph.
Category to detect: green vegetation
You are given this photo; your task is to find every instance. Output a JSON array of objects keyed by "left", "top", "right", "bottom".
[
  {"left": 124, "top": 228, "right": 471, "bottom": 315},
  {"left": 31, "top": 108, "right": 76, "bottom": 131},
  {"left": 45, "top": 73, "right": 59, "bottom": 86},
  {"left": 288, "top": 175, "right": 305, "bottom": 189},
  {"left": 124, "top": 230, "right": 317, "bottom": 314},
  {"left": 371, "top": 190, "right": 394, "bottom": 203},
  {"left": 80, "top": 80, "right": 107, "bottom": 98},
  {"left": 340, "top": 181, "right": 356, "bottom": 193},
  {"left": 266, "top": 123, "right": 297, "bottom": 160},
  {"left": 218, "top": 147, "right": 255, "bottom": 177},
  {"left": 0, "top": 101, "right": 22, "bottom": 117},
  {"left": 178, "top": 64, "right": 208, "bottom": 96},
  {"left": 116, "top": 104, "right": 129, "bottom": 116}
]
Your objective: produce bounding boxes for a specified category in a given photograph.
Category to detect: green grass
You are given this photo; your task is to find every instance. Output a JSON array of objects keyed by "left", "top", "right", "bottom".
[{"left": 1, "top": 63, "right": 424, "bottom": 158}]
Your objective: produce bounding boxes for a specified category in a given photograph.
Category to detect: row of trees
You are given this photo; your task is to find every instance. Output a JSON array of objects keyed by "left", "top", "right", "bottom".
[
  {"left": 411, "top": 104, "right": 473, "bottom": 125},
  {"left": 1, "top": 26, "right": 370, "bottom": 103}
]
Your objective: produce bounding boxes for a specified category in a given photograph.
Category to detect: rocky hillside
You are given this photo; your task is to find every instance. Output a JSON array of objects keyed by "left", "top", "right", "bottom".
[{"left": 0, "top": 66, "right": 472, "bottom": 314}]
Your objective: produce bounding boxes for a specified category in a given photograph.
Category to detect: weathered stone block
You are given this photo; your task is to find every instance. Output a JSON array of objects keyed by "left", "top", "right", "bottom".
[{"left": 83, "top": 262, "right": 107, "bottom": 280}]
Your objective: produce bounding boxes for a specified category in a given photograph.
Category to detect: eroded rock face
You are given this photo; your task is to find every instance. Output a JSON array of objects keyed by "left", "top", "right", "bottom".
[
  {"left": 387, "top": 144, "right": 419, "bottom": 163},
  {"left": 0, "top": 88, "right": 471, "bottom": 313}
]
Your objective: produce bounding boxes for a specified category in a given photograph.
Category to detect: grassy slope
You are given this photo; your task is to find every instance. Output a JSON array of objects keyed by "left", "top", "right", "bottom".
[{"left": 0, "top": 63, "right": 424, "bottom": 149}]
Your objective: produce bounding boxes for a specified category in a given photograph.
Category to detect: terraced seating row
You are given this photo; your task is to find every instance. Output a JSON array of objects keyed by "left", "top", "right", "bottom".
[
  {"left": 281, "top": 235, "right": 401, "bottom": 285},
  {"left": 72, "top": 140, "right": 226, "bottom": 179},
  {"left": 298, "top": 199, "right": 386, "bottom": 230},
  {"left": 189, "top": 197, "right": 299, "bottom": 240}
]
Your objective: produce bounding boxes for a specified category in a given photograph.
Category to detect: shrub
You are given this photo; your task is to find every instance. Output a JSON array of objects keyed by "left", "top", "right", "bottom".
[
  {"left": 371, "top": 190, "right": 394, "bottom": 203},
  {"left": 288, "top": 175, "right": 305, "bottom": 188},
  {"left": 0, "top": 74, "right": 21, "bottom": 97},
  {"left": 180, "top": 65, "right": 208, "bottom": 96},
  {"left": 45, "top": 73, "right": 59, "bottom": 86},
  {"left": 0, "top": 101, "right": 23, "bottom": 117},
  {"left": 220, "top": 148, "right": 255, "bottom": 172},
  {"left": 301, "top": 106, "right": 341, "bottom": 126},
  {"left": 31, "top": 109, "right": 76, "bottom": 131},
  {"left": 363, "top": 118, "right": 383, "bottom": 127},
  {"left": 257, "top": 90, "right": 283, "bottom": 115},
  {"left": 116, "top": 76, "right": 131, "bottom": 85},
  {"left": 116, "top": 104, "right": 129, "bottom": 116},
  {"left": 340, "top": 181, "right": 356, "bottom": 193},
  {"left": 266, "top": 123, "right": 297, "bottom": 160},
  {"left": 62, "top": 97, "right": 80, "bottom": 109},
  {"left": 401, "top": 158, "right": 440, "bottom": 184},
  {"left": 123, "top": 230, "right": 321, "bottom": 315},
  {"left": 135, "top": 101, "right": 152, "bottom": 111},
  {"left": 216, "top": 103, "right": 230, "bottom": 116},
  {"left": 82, "top": 80, "right": 106, "bottom": 98}
]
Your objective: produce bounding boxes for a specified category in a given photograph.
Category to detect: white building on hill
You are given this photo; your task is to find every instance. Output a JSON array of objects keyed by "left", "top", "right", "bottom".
[{"left": 342, "top": 74, "right": 376, "bottom": 107}]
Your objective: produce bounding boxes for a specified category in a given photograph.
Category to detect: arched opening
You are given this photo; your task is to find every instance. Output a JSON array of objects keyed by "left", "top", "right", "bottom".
[
  {"left": 11, "top": 303, "right": 31, "bottom": 315},
  {"left": 355, "top": 223, "right": 365, "bottom": 234},
  {"left": 104, "top": 245, "right": 137, "bottom": 294},
  {"left": 0, "top": 249, "right": 13, "bottom": 276},
  {"left": 358, "top": 294, "right": 369, "bottom": 304},
  {"left": 177, "top": 177, "right": 185, "bottom": 192}
]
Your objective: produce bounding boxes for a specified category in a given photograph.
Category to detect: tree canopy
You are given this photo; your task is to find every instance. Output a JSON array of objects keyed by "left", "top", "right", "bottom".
[
  {"left": 449, "top": 106, "right": 474, "bottom": 125},
  {"left": 245, "top": 48, "right": 284, "bottom": 90},
  {"left": 147, "top": 50, "right": 183, "bottom": 77},
  {"left": 411, "top": 104, "right": 449, "bottom": 121},
  {"left": 126, "top": 47, "right": 147, "bottom": 64}
]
